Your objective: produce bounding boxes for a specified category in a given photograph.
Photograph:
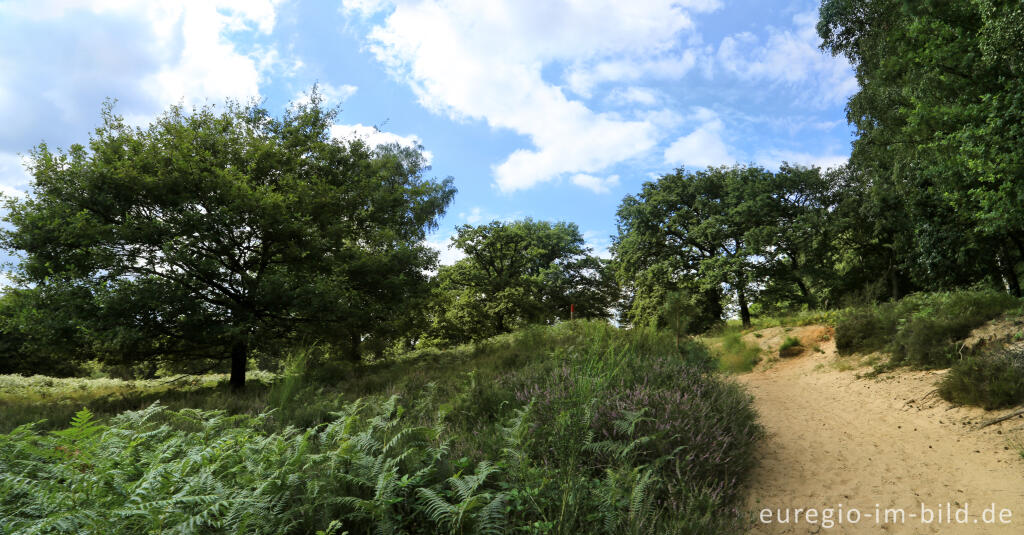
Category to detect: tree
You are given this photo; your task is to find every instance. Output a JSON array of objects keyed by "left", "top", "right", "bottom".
[
  {"left": 748, "top": 164, "right": 842, "bottom": 310},
  {"left": 818, "top": 0, "right": 1024, "bottom": 297},
  {"left": 0, "top": 93, "right": 455, "bottom": 388},
  {"left": 425, "top": 219, "right": 618, "bottom": 345},
  {"left": 613, "top": 165, "right": 774, "bottom": 329}
]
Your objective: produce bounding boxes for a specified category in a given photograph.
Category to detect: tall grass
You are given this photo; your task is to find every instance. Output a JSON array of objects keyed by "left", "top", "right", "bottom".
[
  {"left": 714, "top": 331, "right": 762, "bottom": 373},
  {"left": 0, "top": 321, "right": 762, "bottom": 534}
]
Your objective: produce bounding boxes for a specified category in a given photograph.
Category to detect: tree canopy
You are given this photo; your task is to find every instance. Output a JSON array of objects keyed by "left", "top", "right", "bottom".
[
  {"left": 613, "top": 164, "right": 842, "bottom": 329},
  {"left": 0, "top": 94, "right": 455, "bottom": 387},
  {"left": 819, "top": 0, "right": 1024, "bottom": 296},
  {"left": 424, "top": 219, "right": 618, "bottom": 345}
]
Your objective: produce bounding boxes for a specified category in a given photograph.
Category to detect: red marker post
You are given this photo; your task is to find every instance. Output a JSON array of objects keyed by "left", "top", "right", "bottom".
[{"left": 570, "top": 303, "right": 574, "bottom": 320}]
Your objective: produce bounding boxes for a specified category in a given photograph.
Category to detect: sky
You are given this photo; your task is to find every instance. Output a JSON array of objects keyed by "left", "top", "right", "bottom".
[{"left": 0, "top": 0, "right": 856, "bottom": 266}]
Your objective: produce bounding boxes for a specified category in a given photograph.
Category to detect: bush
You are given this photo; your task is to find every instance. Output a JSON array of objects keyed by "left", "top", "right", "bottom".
[
  {"left": 939, "top": 349, "right": 1024, "bottom": 409},
  {"left": 835, "top": 290, "right": 1021, "bottom": 367},
  {"left": 716, "top": 331, "right": 762, "bottom": 373},
  {"left": 835, "top": 305, "right": 896, "bottom": 354},
  {"left": 778, "top": 336, "right": 802, "bottom": 358}
]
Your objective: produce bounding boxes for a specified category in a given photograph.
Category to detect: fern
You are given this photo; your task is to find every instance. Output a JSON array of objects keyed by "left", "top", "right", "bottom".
[{"left": 417, "top": 460, "right": 508, "bottom": 535}]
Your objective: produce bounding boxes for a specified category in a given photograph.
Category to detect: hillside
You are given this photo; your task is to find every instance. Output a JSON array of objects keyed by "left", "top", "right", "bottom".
[{"left": 737, "top": 325, "right": 1024, "bottom": 534}]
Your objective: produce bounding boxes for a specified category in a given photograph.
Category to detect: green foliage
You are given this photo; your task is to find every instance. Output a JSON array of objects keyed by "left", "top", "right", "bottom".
[
  {"left": 612, "top": 163, "right": 843, "bottom": 332},
  {"left": 0, "top": 90, "right": 455, "bottom": 385},
  {"left": 778, "top": 336, "right": 802, "bottom": 358},
  {"left": 0, "top": 289, "right": 89, "bottom": 377},
  {"left": 939, "top": 349, "right": 1024, "bottom": 410},
  {"left": 819, "top": 0, "right": 1024, "bottom": 297},
  {"left": 425, "top": 219, "right": 619, "bottom": 346},
  {"left": 0, "top": 322, "right": 761, "bottom": 534},
  {"left": 714, "top": 331, "right": 762, "bottom": 373},
  {"left": 835, "top": 290, "right": 1021, "bottom": 367}
]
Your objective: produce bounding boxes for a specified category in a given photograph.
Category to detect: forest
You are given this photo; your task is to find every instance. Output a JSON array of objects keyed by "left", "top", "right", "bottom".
[{"left": 1, "top": 0, "right": 1023, "bottom": 533}]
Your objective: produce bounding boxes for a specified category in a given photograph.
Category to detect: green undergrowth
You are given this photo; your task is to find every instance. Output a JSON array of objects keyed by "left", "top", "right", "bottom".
[
  {"left": 835, "top": 290, "right": 1021, "bottom": 369},
  {"left": 0, "top": 321, "right": 762, "bottom": 534},
  {"left": 939, "top": 348, "right": 1024, "bottom": 410},
  {"left": 744, "top": 308, "right": 841, "bottom": 330},
  {"left": 712, "top": 331, "right": 762, "bottom": 373},
  {"left": 778, "top": 336, "right": 802, "bottom": 358}
]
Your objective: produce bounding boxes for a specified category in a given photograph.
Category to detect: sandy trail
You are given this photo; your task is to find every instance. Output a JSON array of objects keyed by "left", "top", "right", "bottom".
[{"left": 737, "top": 326, "right": 1024, "bottom": 534}]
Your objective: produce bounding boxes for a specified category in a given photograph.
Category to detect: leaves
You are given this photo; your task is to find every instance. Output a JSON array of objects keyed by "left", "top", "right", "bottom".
[{"left": 0, "top": 95, "right": 456, "bottom": 379}]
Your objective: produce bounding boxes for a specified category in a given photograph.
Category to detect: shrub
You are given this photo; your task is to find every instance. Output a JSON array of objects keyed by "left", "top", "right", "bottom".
[
  {"left": 939, "top": 349, "right": 1024, "bottom": 409},
  {"left": 778, "top": 336, "right": 802, "bottom": 358},
  {"left": 716, "top": 332, "right": 762, "bottom": 373},
  {"left": 835, "top": 290, "right": 1021, "bottom": 367},
  {"left": 835, "top": 305, "right": 896, "bottom": 354}
]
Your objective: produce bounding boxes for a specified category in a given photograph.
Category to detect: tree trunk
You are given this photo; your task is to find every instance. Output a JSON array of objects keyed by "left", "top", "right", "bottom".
[
  {"left": 787, "top": 255, "right": 816, "bottom": 307},
  {"left": 888, "top": 266, "right": 901, "bottom": 301},
  {"left": 737, "top": 285, "right": 751, "bottom": 328},
  {"left": 229, "top": 339, "right": 247, "bottom": 390},
  {"left": 795, "top": 277, "right": 815, "bottom": 308},
  {"left": 999, "top": 247, "right": 1022, "bottom": 297}
]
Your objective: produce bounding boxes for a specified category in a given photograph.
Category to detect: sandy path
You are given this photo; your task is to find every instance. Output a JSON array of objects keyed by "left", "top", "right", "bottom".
[{"left": 737, "top": 326, "right": 1024, "bottom": 534}]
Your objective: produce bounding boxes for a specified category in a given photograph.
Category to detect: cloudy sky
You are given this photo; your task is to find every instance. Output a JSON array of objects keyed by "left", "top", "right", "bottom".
[{"left": 0, "top": 0, "right": 856, "bottom": 264}]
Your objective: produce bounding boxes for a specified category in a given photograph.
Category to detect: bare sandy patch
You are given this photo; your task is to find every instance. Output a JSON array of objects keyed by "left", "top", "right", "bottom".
[{"left": 738, "top": 326, "right": 1024, "bottom": 534}]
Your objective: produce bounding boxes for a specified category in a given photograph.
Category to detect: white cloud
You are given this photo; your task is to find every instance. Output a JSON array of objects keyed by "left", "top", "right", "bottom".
[
  {"left": 755, "top": 149, "right": 848, "bottom": 171},
  {"left": 582, "top": 230, "right": 613, "bottom": 259},
  {"left": 606, "top": 86, "right": 662, "bottom": 106},
  {"left": 664, "top": 108, "right": 736, "bottom": 168},
  {"left": 293, "top": 83, "right": 359, "bottom": 107},
  {"left": 341, "top": 0, "right": 391, "bottom": 17},
  {"left": 423, "top": 234, "right": 467, "bottom": 267},
  {"left": 566, "top": 54, "right": 698, "bottom": 97},
  {"left": 716, "top": 11, "right": 856, "bottom": 106},
  {"left": 0, "top": 1, "right": 283, "bottom": 153},
  {"left": 460, "top": 207, "right": 486, "bottom": 224},
  {"left": 570, "top": 173, "right": 620, "bottom": 194},
  {"left": 0, "top": 153, "right": 32, "bottom": 198},
  {"left": 330, "top": 123, "right": 434, "bottom": 164},
  {"left": 359, "top": 0, "right": 714, "bottom": 192}
]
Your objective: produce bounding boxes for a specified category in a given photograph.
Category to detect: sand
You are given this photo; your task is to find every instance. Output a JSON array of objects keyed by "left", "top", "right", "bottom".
[{"left": 737, "top": 325, "right": 1024, "bottom": 534}]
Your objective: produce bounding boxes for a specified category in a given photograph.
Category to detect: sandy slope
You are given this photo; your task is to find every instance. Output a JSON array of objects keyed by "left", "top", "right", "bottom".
[{"left": 737, "top": 326, "right": 1024, "bottom": 534}]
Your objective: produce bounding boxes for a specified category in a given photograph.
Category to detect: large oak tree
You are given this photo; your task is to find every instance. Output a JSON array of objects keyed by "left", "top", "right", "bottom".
[{"left": 1, "top": 94, "right": 455, "bottom": 387}]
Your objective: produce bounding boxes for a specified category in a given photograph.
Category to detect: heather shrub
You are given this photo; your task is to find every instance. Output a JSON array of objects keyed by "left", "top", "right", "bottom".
[
  {"left": 835, "top": 290, "right": 1020, "bottom": 367},
  {"left": 939, "top": 349, "right": 1024, "bottom": 409},
  {"left": 834, "top": 303, "right": 899, "bottom": 354}
]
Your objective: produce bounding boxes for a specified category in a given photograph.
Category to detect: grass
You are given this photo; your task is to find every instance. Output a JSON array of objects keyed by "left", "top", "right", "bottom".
[
  {"left": 712, "top": 330, "right": 762, "bottom": 373},
  {"left": 0, "top": 321, "right": 763, "bottom": 534},
  {"left": 0, "top": 372, "right": 278, "bottom": 435},
  {"left": 778, "top": 336, "right": 802, "bottom": 358}
]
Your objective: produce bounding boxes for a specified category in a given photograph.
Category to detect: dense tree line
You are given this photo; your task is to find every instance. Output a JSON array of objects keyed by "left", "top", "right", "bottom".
[
  {"left": 818, "top": 0, "right": 1024, "bottom": 296},
  {"left": 2, "top": 0, "right": 1022, "bottom": 380},
  {"left": 611, "top": 0, "right": 1023, "bottom": 330}
]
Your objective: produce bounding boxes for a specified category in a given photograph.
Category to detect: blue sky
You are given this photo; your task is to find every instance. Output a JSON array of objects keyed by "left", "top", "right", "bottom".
[{"left": 0, "top": 0, "right": 855, "bottom": 265}]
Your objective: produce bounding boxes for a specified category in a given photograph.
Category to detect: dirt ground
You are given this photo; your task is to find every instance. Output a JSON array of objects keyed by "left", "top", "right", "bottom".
[{"left": 737, "top": 325, "right": 1024, "bottom": 534}]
